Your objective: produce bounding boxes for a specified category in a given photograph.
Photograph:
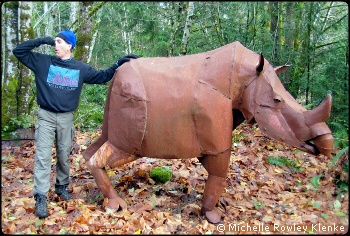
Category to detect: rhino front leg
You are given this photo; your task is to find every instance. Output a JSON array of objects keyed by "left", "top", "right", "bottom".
[
  {"left": 86, "top": 141, "right": 138, "bottom": 210},
  {"left": 198, "top": 149, "right": 230, "bottom": 224}
]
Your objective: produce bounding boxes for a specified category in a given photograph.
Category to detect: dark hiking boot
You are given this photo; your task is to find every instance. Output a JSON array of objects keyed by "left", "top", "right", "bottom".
[
  {"left": 34, "top": 193, "right": 49, "bottom": 219},
  {"left": 55, "top": 184, "right": 72, "bottom": 200}
]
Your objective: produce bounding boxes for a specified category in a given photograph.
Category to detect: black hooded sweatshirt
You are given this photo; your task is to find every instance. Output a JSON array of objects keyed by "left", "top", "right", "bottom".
[{"left": 13, "top": 37, "right": 118, "bottom": 112}]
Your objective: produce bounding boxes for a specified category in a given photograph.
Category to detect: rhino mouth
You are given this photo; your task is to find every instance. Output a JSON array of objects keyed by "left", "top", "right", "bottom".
[
  {"left": 303, "top": 133, "right": 334, "bottom": 158},
  {"left": 303, "top": 140, "right": 321, "bottom": 156}
]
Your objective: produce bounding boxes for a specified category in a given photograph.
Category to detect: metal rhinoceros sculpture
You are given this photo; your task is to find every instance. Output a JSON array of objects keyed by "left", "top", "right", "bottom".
[{"left": 82, "top": 41, "right": 334, "bottom": 224}]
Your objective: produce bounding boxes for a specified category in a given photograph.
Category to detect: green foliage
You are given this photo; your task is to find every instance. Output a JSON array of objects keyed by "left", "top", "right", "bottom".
[
  {"left": 253, "top": 198, "right": 265, "bottom": 209},
  {"left": 1, "top": 77, "right": 19, "bottom": 129},
  {"left": 74, "top": 83, "right": 108, "bottom": 131},
  {"left": 11, "top": 116, "right": 31, "bottom": 129},
  {"left": 310, "top": 174, "right": 323, "bottom": 189},
  {"left": 232, "top": 129, "right": 245, "bottom": 143},
  {"left": 1, "top": 115, "right": 34, "bottom": 138},
  {"left": 330, "top": 146, "right": 349, "bottom": 194},
  {"left": 330, "top": 146, "right": 349, "bottom": 167},
  {"left": 267, "top": 156, "right": 304, "bottom": 173},
  {"left": 88, "top": 193, "right": 103, "bottom": 204},
  {"left": 329, "top": 122, "right": 349, "bottom": 149},
  {"left": 335, "top": 179, "right": 348, "bottom": 193},
  {"left": 335, "top": 211, "right": 346, "bottom": 217},
  {"left": 150, "top": 166, "right": 172, "bottom": 184},
  {"left": 313, "top": 201, "right": 321, "bottom": 209}
]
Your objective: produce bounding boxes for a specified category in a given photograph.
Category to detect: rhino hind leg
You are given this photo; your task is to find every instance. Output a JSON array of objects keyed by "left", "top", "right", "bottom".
[
  {"left": 198, "top": 149, "right": 230, "bottom": 224},
  {"left": 86, "top": 141, "right": 138, "bottom": 210}
]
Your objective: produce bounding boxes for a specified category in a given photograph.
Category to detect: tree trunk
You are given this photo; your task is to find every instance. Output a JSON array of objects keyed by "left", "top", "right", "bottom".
[
  {"left": 169, "top": 2, "right": 183, "bottom": 56},
  {"left": 269, "top": 2, "right": 279, "bottom": 65},
  {"left": 40, "top": 2, "right": 54, "bottom": 54},
  {"left": 16, "top": 2, "right": 34, "bottom": 117},
  {"left": 1, "top": 2, "right": 19, "bottom": 129},
  {"left": 283, "top": 2, "right": 294, "bottom": 92},
  {"left": 305, "top": 3, "right": 314, "bottom": 105},
  {"left": 73, "top": 2, "right": 94, "bottom": 61},
  {"left": 1, "top": 1, "right": 34, "bottom": 129},
  {"left": 180, "top": 2, "right": 194, "bottom": 55},
  {"left": 70, "top": 1, "right": 79, "bottom": 25},
  {"left": 210, "top": 2, "right": 225, "bottom": 46},
  {"left": 246, "top": 2, "right": 258, "bottom": 49},
  {"left": 87, "top": 9, "right": 101, "bottom": 64},
  {"left": 2, "top": 2, "right": 18, "bottom": 86},
  {"left": 120, "top": 3, "right": 128, "bottom": 55}
]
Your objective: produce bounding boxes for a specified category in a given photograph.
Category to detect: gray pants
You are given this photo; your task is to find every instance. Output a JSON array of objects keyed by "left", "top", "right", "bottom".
[{"left": 33, "top": 108, "right": 75, "bottom": 196}]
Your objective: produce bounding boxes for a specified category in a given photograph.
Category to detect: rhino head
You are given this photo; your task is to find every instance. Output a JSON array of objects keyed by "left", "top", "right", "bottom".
[{"left": 238, "top": 53, "right": 334, "bottom": 157}]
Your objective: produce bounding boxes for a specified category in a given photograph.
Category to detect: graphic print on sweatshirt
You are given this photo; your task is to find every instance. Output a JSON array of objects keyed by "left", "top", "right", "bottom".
[{"left": 47, "top": 65, "right": 79, "bottom": 90}]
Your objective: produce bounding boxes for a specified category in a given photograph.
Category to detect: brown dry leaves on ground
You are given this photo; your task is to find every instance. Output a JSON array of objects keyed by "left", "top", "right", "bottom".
[{"left": 1, "top": 124, "right": 348, "bottom": 234}]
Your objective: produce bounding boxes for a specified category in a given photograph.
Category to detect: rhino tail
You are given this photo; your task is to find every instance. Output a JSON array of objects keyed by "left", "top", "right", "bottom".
[
  {"left": 82, "top": 134, "right": 108, "bottom": 161},
  {"left": 85, "top": 140, "right": 138, "bottom": 169}
]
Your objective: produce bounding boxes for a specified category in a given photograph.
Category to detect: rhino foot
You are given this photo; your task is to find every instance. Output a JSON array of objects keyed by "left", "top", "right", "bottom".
[
  {"left": 103, "top": 197, "right": 127, "bottom": 211},
  {"left": 203, "top": 208, "right": 222, "bottom": 224}
]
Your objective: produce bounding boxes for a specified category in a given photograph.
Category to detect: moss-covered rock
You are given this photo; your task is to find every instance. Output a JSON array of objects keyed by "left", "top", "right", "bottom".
[{"left": 150, "top": 166, "right": 172, "bottom": 184}]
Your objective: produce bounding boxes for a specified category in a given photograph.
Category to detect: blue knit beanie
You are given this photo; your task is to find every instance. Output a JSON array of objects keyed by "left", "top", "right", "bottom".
[{"left": 56, "top": 30, "right": 77, "bottom": 49}]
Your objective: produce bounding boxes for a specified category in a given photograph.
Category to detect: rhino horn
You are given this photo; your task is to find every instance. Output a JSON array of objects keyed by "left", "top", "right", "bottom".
[
  {"left": 256, "top": 53, "right": 264, "bottom": 73},
  {"left": 303, "top": 94, "right": 334, "bottom": 158},
  {"left": 304, "top": 94, "right": 332, "bottom": 126}
]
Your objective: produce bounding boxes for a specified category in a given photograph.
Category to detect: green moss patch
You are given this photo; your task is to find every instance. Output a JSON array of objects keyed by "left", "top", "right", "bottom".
[{"left": 150, "top": 166, "right": 172, "bottom": 184}]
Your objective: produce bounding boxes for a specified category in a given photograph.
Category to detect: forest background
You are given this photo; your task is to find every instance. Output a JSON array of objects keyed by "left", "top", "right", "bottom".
[{"left": 1, "top": 1, "right": 348, "bottom": 147}]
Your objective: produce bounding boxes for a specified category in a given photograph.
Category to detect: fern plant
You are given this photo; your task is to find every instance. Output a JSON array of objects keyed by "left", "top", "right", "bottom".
[{"left": 267, "top": 156, "right": 304, "bottom": 173}]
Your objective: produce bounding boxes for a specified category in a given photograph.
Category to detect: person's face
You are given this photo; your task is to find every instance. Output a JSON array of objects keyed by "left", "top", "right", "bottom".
[{"left": 54, "top": 37, "right": 72, "bottom": 59}]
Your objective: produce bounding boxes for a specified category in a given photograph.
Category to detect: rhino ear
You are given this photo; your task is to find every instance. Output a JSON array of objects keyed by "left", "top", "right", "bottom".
[
  {"left": 256, "top": 53, "right": 264, "bottom": 73},
  {"left": 274, "top": 65, "right": 291, "bottom": 74}
]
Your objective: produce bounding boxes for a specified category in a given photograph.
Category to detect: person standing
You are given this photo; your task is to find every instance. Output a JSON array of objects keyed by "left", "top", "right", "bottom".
[{"left": 12, "top": 29, "right": 138, "bottom": 218}]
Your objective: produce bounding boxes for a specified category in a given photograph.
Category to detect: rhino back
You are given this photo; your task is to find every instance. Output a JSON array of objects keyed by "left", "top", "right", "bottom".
[
  {"left": 134, "top": 56, "right": 203, "bottom": 158},
  {"left": 109, "top": 44, "right": 237, "bottom": 158}
]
